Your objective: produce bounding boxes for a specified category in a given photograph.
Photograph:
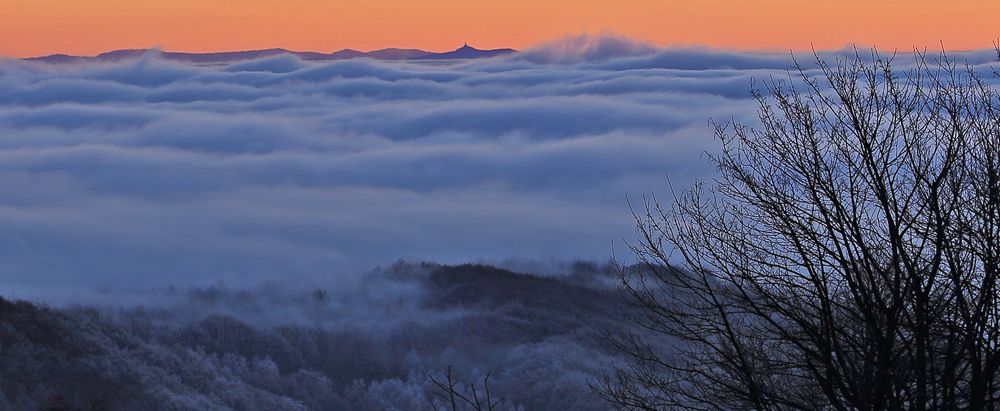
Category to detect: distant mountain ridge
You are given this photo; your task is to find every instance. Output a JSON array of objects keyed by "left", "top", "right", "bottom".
[{"left": 25, "top": 44, "right": 517, "bottom": 64}]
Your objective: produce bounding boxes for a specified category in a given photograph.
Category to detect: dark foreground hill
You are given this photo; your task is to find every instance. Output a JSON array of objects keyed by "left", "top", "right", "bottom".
[{"left": 0, "top": 263, "right": 625, "bottom": 410}]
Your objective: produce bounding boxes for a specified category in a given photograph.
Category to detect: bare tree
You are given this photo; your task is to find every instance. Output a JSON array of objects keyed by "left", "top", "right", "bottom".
[
  {"left": 429, "top": 365, "right": 504, "bottom": 411},
  {"left": 599, "top": 47, "right": 1000, "bottom": 410}
]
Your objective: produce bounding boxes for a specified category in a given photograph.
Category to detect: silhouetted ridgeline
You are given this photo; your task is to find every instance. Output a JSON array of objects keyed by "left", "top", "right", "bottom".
[
  {"left": 24, "top": 44, "right": 517, "bottom": 64},
  {"left": 0, "top": 262, "right": 634, "bottom": 410}
]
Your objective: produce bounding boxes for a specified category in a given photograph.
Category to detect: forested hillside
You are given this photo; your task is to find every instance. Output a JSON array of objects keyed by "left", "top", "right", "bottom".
[{"left": 0, "top": 263, "right": 626, "bottom": 410}]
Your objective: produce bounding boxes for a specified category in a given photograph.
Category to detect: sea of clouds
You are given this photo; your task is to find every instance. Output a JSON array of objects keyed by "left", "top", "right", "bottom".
[{"left": 2, "top": 34, "right": 998, "bottom": 298}]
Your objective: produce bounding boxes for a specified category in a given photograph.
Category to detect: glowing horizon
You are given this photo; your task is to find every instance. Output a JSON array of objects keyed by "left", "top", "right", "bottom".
[{"left": 2, "top": 0, "right": 999, "bottom": 58}]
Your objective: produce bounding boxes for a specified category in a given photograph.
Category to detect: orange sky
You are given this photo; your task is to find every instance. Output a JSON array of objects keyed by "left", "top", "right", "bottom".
[{"left": 1, "top": 0, "right": 997, "bottom": 57}]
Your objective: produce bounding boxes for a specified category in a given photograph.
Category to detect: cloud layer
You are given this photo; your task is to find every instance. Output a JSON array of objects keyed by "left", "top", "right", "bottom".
[{"left": 3, "top": 35, "right": 993, "bottom": 294}]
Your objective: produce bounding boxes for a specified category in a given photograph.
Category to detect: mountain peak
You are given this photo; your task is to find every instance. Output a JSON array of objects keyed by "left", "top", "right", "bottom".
[{"left": 412, "top": 43, "right": 516, "bottom": 60}]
